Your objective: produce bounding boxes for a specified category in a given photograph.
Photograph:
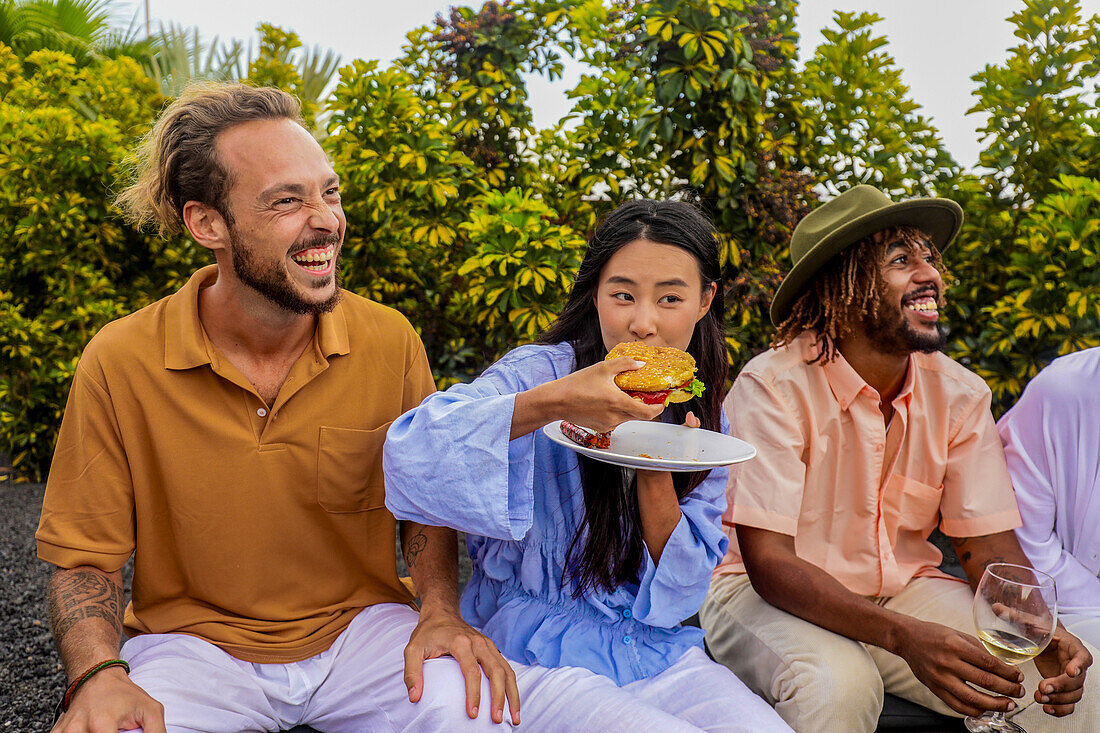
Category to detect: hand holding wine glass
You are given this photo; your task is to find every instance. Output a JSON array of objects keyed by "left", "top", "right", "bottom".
[
  {"left": 965, "top": 563, "right": 1057, "bottom": 733},
  {"left": 1029, "top": 625, "right": 1091, "bottom": 717}
]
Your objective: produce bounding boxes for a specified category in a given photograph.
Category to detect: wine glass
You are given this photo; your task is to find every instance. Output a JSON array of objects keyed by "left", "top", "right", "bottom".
[{"left": 965, "top": 562, "right": 1058, "bottom": 733}]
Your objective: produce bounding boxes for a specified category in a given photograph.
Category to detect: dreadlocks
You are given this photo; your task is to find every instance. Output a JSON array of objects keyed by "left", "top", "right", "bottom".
[{"left": 772, "top": 226, "right": 943, "bottom": 363}]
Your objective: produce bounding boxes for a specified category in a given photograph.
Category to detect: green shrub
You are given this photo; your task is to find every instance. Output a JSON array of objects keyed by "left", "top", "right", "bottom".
[
  {"left": 457, "top": 188, "right": 584, "bottom": 352},
  {"left": 3, "top": 0, "right": 1100, "bottom": 480},
  {"left": 325, "top": 59, "right": 488, "bottom": 383},
  {"left": 952, "top": 175, "right": 1100, "bottom": 409},
  {"left": 943, "top": 0, "right": 1099, "bottom": 413},
  {"left": 0, "top": 45, "right": 196, "bottom": 480}
]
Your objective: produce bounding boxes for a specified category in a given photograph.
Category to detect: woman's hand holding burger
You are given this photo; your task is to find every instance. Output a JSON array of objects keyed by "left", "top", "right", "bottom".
[
  {"left": 556, "top": 357, "right": 668, "bottom": 432},
  {"left": 511, "top": 357, "right": 663, "bottom": 440}
]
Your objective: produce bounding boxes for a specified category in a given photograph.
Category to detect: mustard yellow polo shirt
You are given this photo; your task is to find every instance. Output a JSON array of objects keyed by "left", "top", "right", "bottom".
[{"left": 37, "top": 265, "right": 435, "bottom": 663}]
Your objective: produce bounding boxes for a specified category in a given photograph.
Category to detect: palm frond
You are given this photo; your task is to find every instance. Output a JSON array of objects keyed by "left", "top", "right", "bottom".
[
  {"left": 144, "top": 21, "right": 244, "bottom": 96},
  {"left": 96, "top": 9, "right": 156, "bottom": 61},
  {"left": 1, "top": 0, "right": 141, "bottom": 63},
  {"left": 22, "top": 0, "right": 115, "bottom": 47},
  {"left": 0, "top": 1, "right": 38, "bottom": 48},
  {"left": 19, "top": 25, "right": 96, "bottom": 62},
  {"left": 298, "top": 44, "right": 341, "bottom": 105}
]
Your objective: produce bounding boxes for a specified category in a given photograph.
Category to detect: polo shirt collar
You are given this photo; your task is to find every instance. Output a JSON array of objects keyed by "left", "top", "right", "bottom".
[
  {"left": 164, "top": 265, "right": 217, "bottom": 370},
  {"left": 164, "top": 264, "right": 350, "bottom": 370},
  {"left": 316, "top": 300, "right": 350, "bottom": 358}
]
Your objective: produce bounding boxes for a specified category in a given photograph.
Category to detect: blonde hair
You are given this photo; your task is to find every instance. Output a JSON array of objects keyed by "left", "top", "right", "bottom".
[
  {"left": 772, "top": 226, "right": 943, "bottom": 363},
  {"left": 116, "top": 82, "right": 304, "bottom": 236}
]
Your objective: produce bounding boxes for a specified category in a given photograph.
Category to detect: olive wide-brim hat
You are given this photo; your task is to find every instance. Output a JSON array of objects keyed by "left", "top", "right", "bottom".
[{"left": 769, "top": 184, "right": 963, "bottom": 326}]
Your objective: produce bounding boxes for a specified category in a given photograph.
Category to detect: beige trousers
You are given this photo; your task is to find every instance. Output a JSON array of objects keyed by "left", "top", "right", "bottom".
[{"left": 700, "top": 573, "right": 1099, "bottom": 733}]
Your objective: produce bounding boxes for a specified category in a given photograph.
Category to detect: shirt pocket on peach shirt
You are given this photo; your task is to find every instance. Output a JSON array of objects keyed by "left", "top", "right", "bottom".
[
  {"left": 886, "top": 474, "right": 944, "bottom": 534},
  {"left": 316, "top": 425, "right": 388, "bottom": 513}
]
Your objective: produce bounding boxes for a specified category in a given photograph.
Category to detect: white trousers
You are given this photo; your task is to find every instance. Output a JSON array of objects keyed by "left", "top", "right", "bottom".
[
  {"left": 116, "top": 602, "right": 788, "bottom": 732},
  {"left": 119, "top": 603, "right": 507, "bottom": 732},
  {"left": 701, "top": 573, "right": 1100, "bottom": 733},
  {"left": 512, "top": 646, "right": 791, "bottom": 732}
]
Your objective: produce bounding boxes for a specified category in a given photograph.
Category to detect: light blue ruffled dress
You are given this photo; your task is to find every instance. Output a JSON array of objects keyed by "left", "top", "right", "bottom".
[{"left": 383, "top": 342, "right": 729, "bottom": 685}]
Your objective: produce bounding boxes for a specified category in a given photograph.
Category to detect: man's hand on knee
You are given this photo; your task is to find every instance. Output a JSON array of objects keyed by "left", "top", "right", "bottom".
[
  {"left": 52, "top": 667, "right": 166, "bottom": 733},
  {"left": 1033, "top": 627, "right": 1092, "bottom": 716},
  {"left": 896, "top": 618, "right": 1026, "bottom": 717},
  {"left": 403, "top": 606, "right": 520, "bottom": 726}
]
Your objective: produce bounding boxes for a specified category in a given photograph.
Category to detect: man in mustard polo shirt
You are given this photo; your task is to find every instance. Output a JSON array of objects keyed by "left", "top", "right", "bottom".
[
  {"left": 38, "top": 84, "right": 518, "bottom": 732},
  {"left": 699, "top": 185, "right": 1097, "bottom": 732}
]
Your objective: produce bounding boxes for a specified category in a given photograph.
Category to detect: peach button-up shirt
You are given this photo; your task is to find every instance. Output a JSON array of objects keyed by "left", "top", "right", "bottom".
[{"left": 716, "top": 332, "right": 1021, "bottom": 597}]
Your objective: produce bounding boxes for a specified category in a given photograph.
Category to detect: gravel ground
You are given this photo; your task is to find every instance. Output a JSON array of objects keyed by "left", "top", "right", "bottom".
[{"left": 1, "top": 482, "right": 69, "bottom": 731}]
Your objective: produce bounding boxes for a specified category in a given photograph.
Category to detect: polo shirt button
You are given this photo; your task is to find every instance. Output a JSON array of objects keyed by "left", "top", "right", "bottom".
[
  {"left": 257, "top": 407, "right": 267, "bottom": 417},
  {"left": 623, "top": 634, "right": 632, "bottom": 645},
  {"left": 622, "top": 609, "right": 632, "bottom": 619}
]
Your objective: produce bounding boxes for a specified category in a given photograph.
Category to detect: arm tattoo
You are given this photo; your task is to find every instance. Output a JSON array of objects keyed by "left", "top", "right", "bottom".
[
  {"left": 404, "top": 529, "right": 428, "bottom": 569},
  {"left": 950, "top": 536, "right": 974, "bottom": 564},
  {"left": 950, "top": 536, "right": 1013, "bottom": 567},
  {"left": 48, "top": 570, "right": 124, "bottom": 649}
]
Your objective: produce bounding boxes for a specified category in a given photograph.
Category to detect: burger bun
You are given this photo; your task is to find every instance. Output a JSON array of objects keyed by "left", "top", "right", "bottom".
[{"left": 605, "top": 341, "right": 696, "bottom": 392}]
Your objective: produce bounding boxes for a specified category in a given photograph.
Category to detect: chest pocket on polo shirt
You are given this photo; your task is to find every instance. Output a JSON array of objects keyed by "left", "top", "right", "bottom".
[
  {"left": 317, "top": 425, "right": 388, "bottom": 512},
  {"left": 886, "top": 474, "right": 944, "bottom": 533}
]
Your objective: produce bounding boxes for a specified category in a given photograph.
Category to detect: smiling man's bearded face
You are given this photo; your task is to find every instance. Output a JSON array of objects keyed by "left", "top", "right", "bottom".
[
  {"left": 862, "top": 229, "right": 946, "bottom": 356},
  {"left": 212, "top": 117, "right": 347, "bottom": 317},
  {"left": 228, "top": 225, "right": 342, "bottom": 316}
]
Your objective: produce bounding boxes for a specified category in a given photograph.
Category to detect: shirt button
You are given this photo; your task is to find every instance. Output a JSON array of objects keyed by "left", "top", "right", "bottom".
[
  {"left": 622, "top": 609, "right": 632, "bottom": 619},
  {"left": 623, "top": 635, "right": 633, "bottom": 645},
  {"left": 257, "top": 407, "right": 267, "bottom": 417}
]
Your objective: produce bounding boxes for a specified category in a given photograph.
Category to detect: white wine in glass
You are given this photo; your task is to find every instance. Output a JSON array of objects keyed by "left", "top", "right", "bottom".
[
  {"left": 966, "top": 563, "right": 1057, "bottom": 733},
  {"left": 977, "top": 629, "right": 1045, "bottom": 665}
]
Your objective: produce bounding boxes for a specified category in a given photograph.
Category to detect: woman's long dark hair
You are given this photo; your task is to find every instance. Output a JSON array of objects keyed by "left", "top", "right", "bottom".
[{"left": 538, "top": 199, "right": 728, "bottom": 597}]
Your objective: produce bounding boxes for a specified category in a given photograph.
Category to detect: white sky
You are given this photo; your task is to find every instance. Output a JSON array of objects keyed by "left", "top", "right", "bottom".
[{"left": 130, "top": 0, "right": 1100, "bottom": 169}]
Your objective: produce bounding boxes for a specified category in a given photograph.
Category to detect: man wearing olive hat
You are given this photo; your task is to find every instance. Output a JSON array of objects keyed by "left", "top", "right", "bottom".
[{"left": 700, "top": 185, "right": 1098, "bottom": 731}]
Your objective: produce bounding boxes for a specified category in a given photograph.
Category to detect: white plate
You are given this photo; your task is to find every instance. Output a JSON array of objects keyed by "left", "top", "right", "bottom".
[{"left": 542, "top": 420, "right": 756, "bottom": 472}]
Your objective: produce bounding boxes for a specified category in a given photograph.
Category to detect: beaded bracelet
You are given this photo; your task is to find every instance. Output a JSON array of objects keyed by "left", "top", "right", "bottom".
[{"left": 58, "top": 658, "right": 131, "bottom": 715}]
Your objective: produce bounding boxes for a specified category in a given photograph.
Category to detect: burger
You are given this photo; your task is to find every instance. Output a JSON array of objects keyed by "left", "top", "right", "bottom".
[
  {"left": 606, "top": 341, "right": 705, "bottom": 406},
  {"left": 557, "top": 342, "right": 705, "bottom": 450}
]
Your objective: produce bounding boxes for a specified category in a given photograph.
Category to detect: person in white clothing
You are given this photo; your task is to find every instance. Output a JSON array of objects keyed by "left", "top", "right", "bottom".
[{"left": 999, "top": 346, "right": 1100, "bottom": 648}]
